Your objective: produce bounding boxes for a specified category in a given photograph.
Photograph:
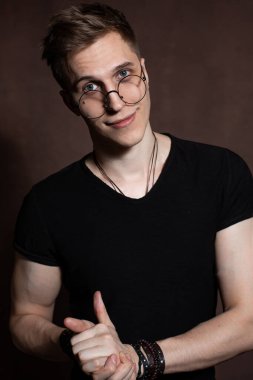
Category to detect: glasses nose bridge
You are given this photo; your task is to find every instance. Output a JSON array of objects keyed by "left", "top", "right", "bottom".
[
  {"left": 104, "top": 89, "right": 124, "bottom": 110},
  {"left": 104, "top": 89, "right": 122, "bottom": 102}
]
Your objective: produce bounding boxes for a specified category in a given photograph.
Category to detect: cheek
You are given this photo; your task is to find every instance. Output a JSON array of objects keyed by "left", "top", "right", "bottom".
[
  {"left": 140, "top": 91, "right": 151, "bottom": 118},
  {"left": 83, "top": 118, "right": 101, "bottom": 137}
]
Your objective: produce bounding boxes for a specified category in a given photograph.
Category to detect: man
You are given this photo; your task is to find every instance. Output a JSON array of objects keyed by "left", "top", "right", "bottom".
[{"left": 10, "top": 3, "right": 253, "bottom": 380}]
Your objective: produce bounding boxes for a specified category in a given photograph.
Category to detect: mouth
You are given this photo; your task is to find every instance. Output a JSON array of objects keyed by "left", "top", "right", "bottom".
[{"left": 106, "top": 112, "right": 136, "bottom": 129}]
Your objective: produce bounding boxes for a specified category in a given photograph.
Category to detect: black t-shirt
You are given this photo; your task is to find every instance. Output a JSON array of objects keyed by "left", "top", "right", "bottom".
[{"left": 14, "top": 134, "right": 253, "bottom": 379}]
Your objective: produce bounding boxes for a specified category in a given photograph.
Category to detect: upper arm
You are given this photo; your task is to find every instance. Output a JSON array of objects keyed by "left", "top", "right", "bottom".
[
  {"left": 215, "top": 218, "right": 253, "bottom": 311},
  {"left": 10, "top": 252, "right": 62, "bottom": 322}
]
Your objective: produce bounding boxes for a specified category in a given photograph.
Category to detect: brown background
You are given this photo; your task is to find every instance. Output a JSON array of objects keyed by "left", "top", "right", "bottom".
[{"left": 1, "top": 0, "right": 253, "bottom": 379}]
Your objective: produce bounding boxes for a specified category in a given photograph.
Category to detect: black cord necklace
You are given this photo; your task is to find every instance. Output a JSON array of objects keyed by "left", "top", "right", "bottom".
[{"left": 93, "top": 132, "right": 158, "bottom": 196}]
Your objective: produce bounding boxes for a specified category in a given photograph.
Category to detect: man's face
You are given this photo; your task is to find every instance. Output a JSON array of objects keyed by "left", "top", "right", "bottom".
[{"left": 67, "top": 32, "right": 151, "bottom": 149}]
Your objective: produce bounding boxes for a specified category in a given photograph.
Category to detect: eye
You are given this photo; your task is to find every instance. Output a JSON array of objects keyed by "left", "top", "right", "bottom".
[
  {"left": 82, "top": 83, "right": 98, "bottom": 92},
  {"left": 118, "top": 69, "right": 130, "bottom": 79}
]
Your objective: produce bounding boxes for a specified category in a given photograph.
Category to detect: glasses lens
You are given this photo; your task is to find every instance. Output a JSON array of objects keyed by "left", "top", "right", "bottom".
[
  {"left": 79, "top": 90, "right": 105, "bottom": 119},
  {"left": 78, "top": 74, "right": 146, "bottom": 119},
  {"left": 118, "top": 75, "right": 146, "bottom": 105}
]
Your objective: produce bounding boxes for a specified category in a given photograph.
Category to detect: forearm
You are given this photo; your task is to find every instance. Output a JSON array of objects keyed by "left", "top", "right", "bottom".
[
  {"left": 10, "top": 314, "right": 66, "bottom": 361},
  {"left": 158, "top": 307, "right": 253, "bottom": 374}
]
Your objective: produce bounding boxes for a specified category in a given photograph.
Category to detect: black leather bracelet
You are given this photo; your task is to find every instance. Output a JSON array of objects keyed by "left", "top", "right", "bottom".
[
  {"left": 140, "top": 340, "right": 165, "bottom": 379},
  {"left": 131, "top": 342, "right": 150, "bottom": 378},
  {"left": 132, "top": 339, "right": 165, "bottom": 380},
  {"left": 59, "top": 329, "right": 75, "bottom": 360}
]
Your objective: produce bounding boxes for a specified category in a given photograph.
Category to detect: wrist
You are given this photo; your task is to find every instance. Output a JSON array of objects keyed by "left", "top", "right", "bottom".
[
  {"left": 131, "top": 339, "right": 165, "bottom": 380},
  {"left": 124, "top": 344, "right": 139, "bottom": 374},
  {"left": 59, "top": 328, "right": 76, "bottom": 360}
]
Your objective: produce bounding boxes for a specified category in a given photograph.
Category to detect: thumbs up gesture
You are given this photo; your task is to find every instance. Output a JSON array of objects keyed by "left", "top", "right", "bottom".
[{"left": 64, "top": 291, "right": 138, "bottom": 377}]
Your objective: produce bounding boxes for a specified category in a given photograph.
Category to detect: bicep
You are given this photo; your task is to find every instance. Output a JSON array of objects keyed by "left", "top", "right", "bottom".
[
  {"left": 215, "top": 218, "right": 253, "bottom": 310},
  {"left": 11, "top": 252, "right": 62, "bottom": 321}
]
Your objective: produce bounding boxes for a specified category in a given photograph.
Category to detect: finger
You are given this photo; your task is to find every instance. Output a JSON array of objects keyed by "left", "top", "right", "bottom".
[
  {"left": 105, "top": 354, "right": 119, "bottom": 368},
  {"left": 92, "top": 355, "right": 117, "bottom": 380},
  {"left": 121, "top": 364, "right": 135, "bottom": 380},
  {"left": 115, "top": 353, "right": 135, "bottom": 380},
  {"left": 119, "top": 353, "right": 136, "bottom": 380},
  {"left": 64, "top": 317, "right": 94, "bottom": 333},
  {"left": 119, "top": 352, "right": 135, "bottom": 370},
  {"left": 72, "top": 334, "right": 115, "bottom": 355},
  {"left": 71, "top": 323, "right": 108, "bottom": 345},
  {"left": 80, "top": 356, "right": 108, "bottom": 373},
  {"left": 94, "top": 291, "right": 114, "bottom": 327},
  {"left": 119, "top": 352, "right": 128, "bottom": 364},
  {"left": 93, "top": 353, "right": 134, "bottom": 380},
  {"left": 74, "top": 344, "right": 117, "bottom": 363},
  {"left": 122, "top": 347, "right": 137, "bottom": 376},
  {"left": 127, "top": 366, "right": 136, "bottom": 380}
]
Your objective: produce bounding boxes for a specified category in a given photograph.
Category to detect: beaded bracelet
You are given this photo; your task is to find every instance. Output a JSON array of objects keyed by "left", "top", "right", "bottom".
[
  {"left": 131, "top": 342, "right": 150, "bottom": 378},
  {"left": 131, "top": 339, "right": 165, "bottom": 380},
  {"left": 140, "top": 340, "right": 165, "bottom": 379}
]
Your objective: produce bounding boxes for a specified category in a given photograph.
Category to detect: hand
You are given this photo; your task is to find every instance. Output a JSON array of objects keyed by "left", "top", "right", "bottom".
[
  {"left": 64, "top": 291, "right": 138, "bottom": 375},
  {"left": 64, "top": 317, "right": 95, "bottom": 334},
  {"left": 93, "top": 352, "right": 136, "bottom": 380}
]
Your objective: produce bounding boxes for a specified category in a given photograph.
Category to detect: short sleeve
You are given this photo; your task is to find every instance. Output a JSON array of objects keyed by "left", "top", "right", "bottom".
[
  {"left": 14, "top": 189, "right": 59, "bottom": 266},
  {"left": 217, "top": 149, "right": 253, "bottom": 231}
]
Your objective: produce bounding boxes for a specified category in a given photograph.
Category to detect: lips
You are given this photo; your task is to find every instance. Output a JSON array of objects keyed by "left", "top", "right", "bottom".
[{"left": 106, "top": 112, "right": 136, "bottom": 128}]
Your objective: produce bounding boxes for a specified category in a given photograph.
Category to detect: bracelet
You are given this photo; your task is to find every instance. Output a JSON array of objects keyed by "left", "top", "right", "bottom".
[
  {"left": 140, "top": 340, "right": 165, "bottom": 379},
  {"left": 131, "top": 339, "right": 165, "bottom": 380},
  {"left": 59, "top": 329, "right": 75, "bottom": 360},
  {"left": 131, "top": 342, "right": 150, "bottom": 378}
]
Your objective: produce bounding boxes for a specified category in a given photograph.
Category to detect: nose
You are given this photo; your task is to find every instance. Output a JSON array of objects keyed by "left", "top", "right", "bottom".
[{"left": 104, "top": 90, "right": 124, "bottom": 113}]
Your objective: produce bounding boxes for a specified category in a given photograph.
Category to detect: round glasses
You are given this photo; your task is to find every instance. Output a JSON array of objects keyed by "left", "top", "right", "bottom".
[{"left": 78, "top": 69, "right": 147, "bottom": 119}]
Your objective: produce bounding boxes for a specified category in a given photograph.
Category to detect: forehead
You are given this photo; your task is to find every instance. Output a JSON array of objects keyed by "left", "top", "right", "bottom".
[{"left": 67, "top": 32, "right": 139, "bottom": 81}]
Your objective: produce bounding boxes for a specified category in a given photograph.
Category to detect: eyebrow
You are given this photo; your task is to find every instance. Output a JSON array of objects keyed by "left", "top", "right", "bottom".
[{"left": 72, "top": 61, "right": 135, "bottom": 90}]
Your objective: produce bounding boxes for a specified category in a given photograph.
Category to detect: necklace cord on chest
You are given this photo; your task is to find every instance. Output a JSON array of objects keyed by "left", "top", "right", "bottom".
[{"left": 93, "top": 132, "right": 158, "bottom": 196}]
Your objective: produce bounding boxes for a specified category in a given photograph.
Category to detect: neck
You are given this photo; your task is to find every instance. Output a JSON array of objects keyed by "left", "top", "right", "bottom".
[
  {"left": 92, "top": 125, "right": 155, "bottom": 180},
  {"left": 85, "top": 129, "right": 171, "bottom": 198}
]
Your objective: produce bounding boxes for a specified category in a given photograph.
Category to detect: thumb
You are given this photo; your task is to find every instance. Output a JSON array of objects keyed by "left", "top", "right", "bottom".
[
  {"left": 64, "top": 317, "right": 94, "bottom": 333},
  {"left": 104, "top": 354, "right": 118, "bottom": 368},
  {"left": 94, "top": 290, "right": 114, "bottom": 327},
  {"left": 93, "top": 354, "right": 117, "bottom": 380}
]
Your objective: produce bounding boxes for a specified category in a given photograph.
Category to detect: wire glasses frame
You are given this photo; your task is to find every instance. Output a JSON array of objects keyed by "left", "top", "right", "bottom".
[{"left": 78, "top": 66, "right": 147, "bottom": 119}]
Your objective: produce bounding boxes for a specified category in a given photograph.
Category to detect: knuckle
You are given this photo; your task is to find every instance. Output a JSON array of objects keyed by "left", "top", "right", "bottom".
[
  {"left": 103, "top": 332, "right": 113, "bottom": 342},
  {"left": 96, "top": 323, "right": 107, "bottom": 333},
  {"left": 77, "top": 351, "right": 86, "bottom": 363},
  {"left": 93, "top": 358, "right": 102, "bottom": 371},
  {"left": 81, "top": 363, "right": 89, "bottom": 374}
]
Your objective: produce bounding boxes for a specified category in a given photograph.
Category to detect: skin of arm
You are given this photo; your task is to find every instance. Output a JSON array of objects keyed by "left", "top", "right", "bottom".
[
  {"left": 9, "top": 253, "right": 66, "bottom": 361},
  {"left": 157, "top": 217, "right": 253, "bottom": 373},
  {"left": 67, "top": 218, "right": 253, "bottom": 376}
]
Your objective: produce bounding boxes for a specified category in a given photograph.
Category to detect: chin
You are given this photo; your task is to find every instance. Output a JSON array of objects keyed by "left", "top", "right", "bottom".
[
  {"left": 112, "top": 122, "right": 148, "bottom": 148},
  {"left": 88, "top": 109, "right": 150, "bottom": 150}
]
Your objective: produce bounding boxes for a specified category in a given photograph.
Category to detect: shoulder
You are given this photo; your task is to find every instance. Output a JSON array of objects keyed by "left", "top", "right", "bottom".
[
  {"left": 170, "top": 133, "right": 229, "bottom": 157},
  {"left": 31, "top": 157, "right": 87, "bottom": 199},
  {"left": 168, "top": 133, "right": 251, "bottom": 173}
]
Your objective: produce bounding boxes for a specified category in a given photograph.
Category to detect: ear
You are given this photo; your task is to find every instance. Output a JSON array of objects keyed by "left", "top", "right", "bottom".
[
  {"left": 140, "top": 57, "right": 149, "bottom": 85},
  {"left": 60, "top": 90, "right": 81, "bottom": 116}
]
